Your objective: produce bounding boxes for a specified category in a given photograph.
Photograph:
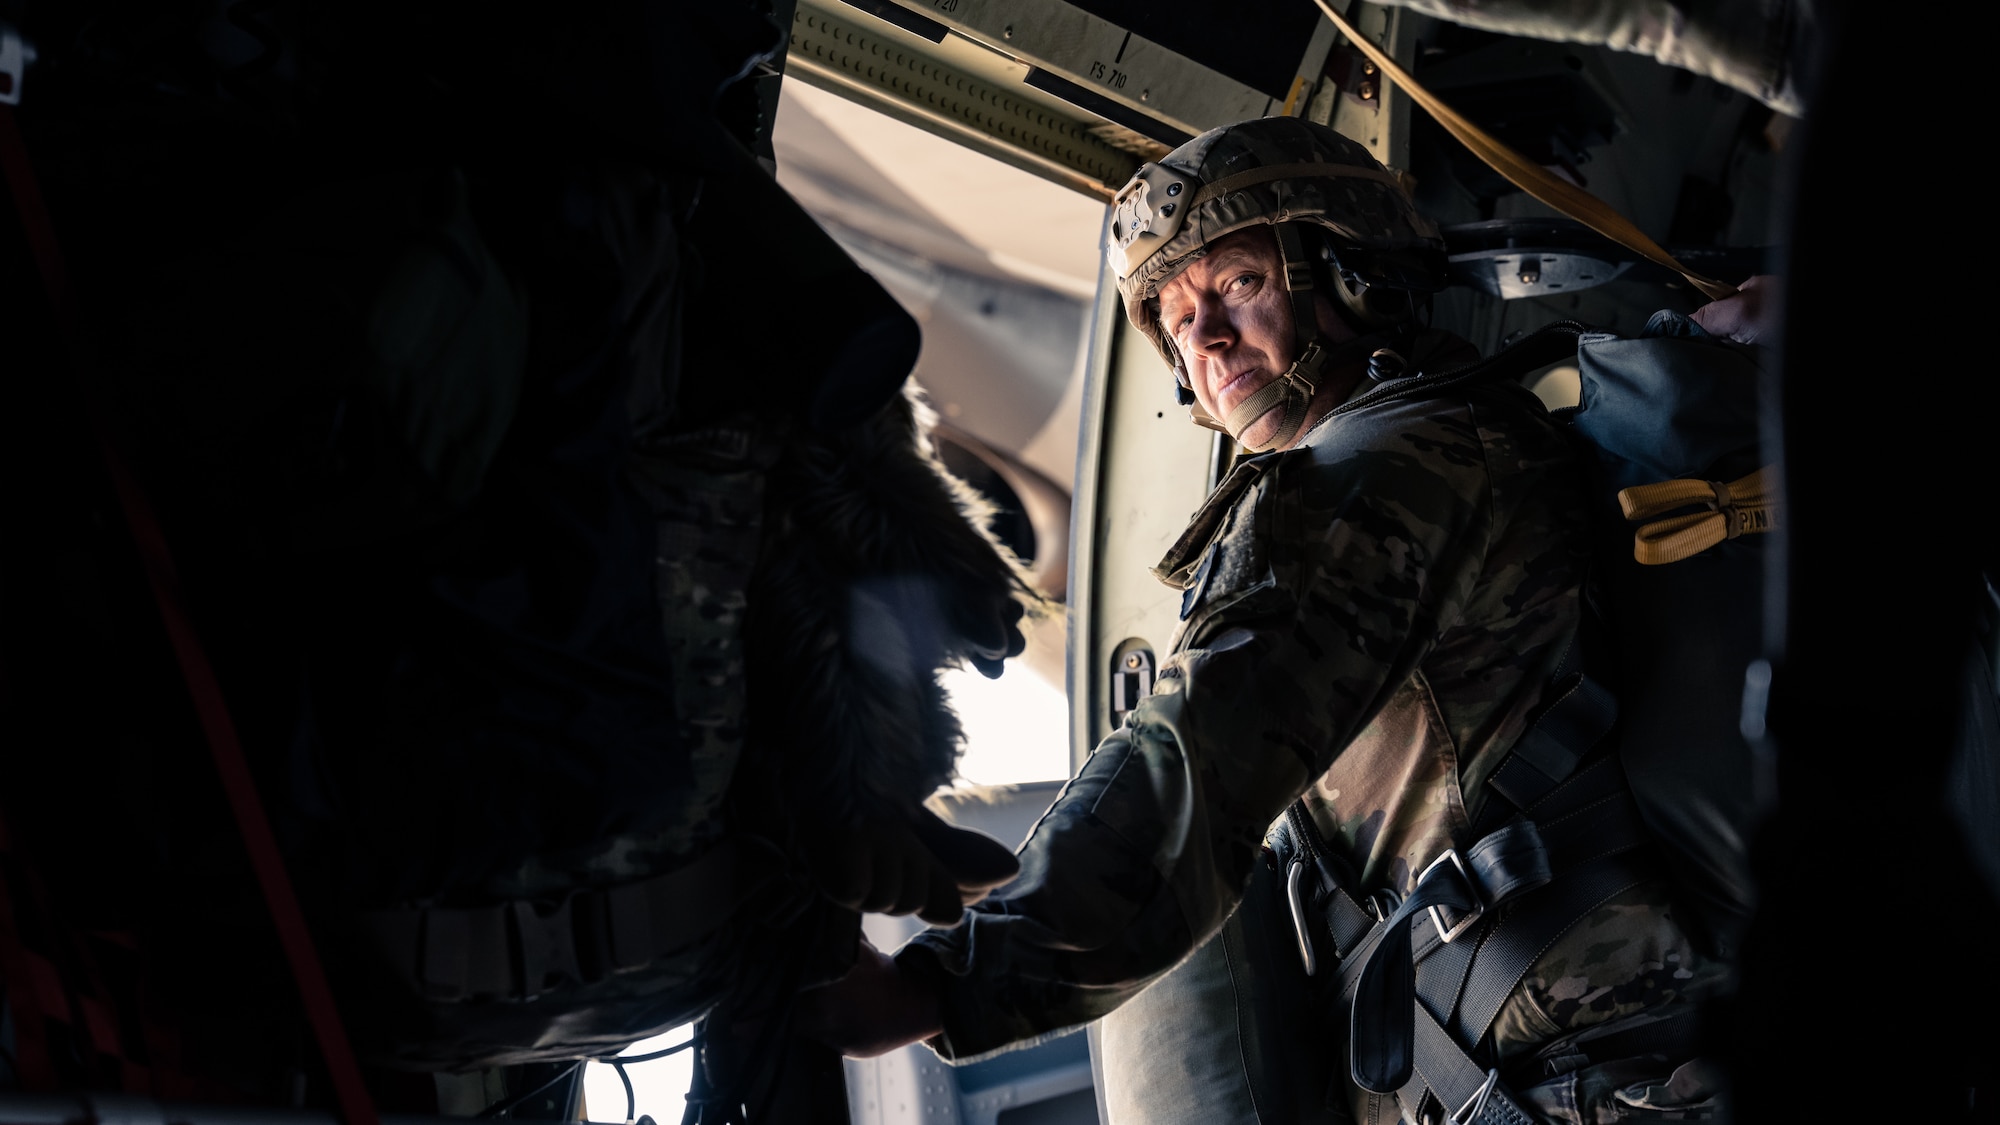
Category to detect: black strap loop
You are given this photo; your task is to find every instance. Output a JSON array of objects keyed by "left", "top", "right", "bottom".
[
  {"left": 1348, "top": 822, "right": 1553, "bottom": 1093},
  {"left": 1486, "top": 673, "right": 1619, "bottom": 814}
]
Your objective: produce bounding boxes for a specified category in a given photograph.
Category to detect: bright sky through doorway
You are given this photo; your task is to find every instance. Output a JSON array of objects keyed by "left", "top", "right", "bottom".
[
  {"left": 583, "top": 1026, "right": 695, "bottom": 1124},
  {"left": 941, "top": 663, "right": 1070, "bottom": 788}
]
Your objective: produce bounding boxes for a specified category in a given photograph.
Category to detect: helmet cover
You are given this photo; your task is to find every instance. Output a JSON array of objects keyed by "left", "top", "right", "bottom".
[{"left": 1107, "top": 116, "right": 1447, "bottom": 372}]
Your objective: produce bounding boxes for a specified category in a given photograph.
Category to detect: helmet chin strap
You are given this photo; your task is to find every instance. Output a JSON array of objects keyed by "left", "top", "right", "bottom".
[
  {"left": 1220, "top": 332, "right": 1386, "bottom": 451},
  {"left": 1223, "top": 343, "right": 1323, "bottom": 452}
]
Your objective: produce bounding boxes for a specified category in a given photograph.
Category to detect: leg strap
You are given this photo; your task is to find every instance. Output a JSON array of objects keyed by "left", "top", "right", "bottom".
[
  {"left": 1439, "top": 850, "right": 1655, "bottom": 1054},
  {"left": 1400, "top": 1005, "right": 1536, "bottom": 1125},
  {"left": 1339, "top": 799, "right": 1655, "bottom": 1095},
  {"left": 1373, "top": 850, "right": 1655, "bottom": 1124},
  {"left": 1346, "top": 821, "right": 1554, "bottom": 1093}
]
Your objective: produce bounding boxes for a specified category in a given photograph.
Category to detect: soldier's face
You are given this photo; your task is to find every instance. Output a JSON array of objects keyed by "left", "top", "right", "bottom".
[{"left": 1157, "top": 227, "right": 1352, "bottom": 451}]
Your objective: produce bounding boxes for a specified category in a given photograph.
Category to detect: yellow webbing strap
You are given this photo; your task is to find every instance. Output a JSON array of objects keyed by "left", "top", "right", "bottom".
[
  {"left": 1618, "top": 464, "right": 1781, "bottom": 565},
  {"left": 1307, "top": 0, "right": 1739, "bottom": 302}
]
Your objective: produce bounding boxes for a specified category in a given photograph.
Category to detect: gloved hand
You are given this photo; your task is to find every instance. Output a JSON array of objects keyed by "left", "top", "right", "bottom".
[
  {"left": 964, "top": 595, "right": 1028, "bottom": 679},
  {"left": 810, "top": 806, "right": 1020, "bottom": 925},
  {"left": 794, "top": 935, "right": 942, "bottom": 1059},
  {"left": 1691, "top": 274, "right": 1783, "bottom": 346}
]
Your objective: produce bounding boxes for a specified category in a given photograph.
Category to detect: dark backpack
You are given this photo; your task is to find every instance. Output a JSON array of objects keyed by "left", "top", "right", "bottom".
[
  {"left": 1563, "top": 310, "right": 1999, "bottom": 954},
  {"left": 1562, "top": 310, "right": 1771, "bottom": 961}
]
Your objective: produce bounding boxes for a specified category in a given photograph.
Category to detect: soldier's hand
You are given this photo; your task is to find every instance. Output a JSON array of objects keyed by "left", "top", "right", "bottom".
[
  {"left": 812, "top": 808, "right": 1019, "bottom": 925},
  {"left": 967, "top": 595, "right": 1028, "bottom": 679},
  {"left": 1692, "top": 274, "right": 1783, "bottom": 346},
  {"left": 795, "top": 936, "right": 943, "bottom": 1058}
]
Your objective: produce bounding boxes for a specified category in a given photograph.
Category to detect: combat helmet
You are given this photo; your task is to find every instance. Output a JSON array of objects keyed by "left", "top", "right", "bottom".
[{"left": 1107, "top": 116, "right": 1447, "bottom": 450}]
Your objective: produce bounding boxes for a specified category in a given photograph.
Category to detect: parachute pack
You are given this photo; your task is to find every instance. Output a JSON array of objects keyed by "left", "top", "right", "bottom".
[{"left": 1273, "top": 313, "right": 2000, "bottom": 1124}]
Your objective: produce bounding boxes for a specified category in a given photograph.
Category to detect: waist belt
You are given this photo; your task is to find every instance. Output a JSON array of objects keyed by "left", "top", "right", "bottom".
[{"left": 359, "top": 834, "right": 786, "bottom": 1004}]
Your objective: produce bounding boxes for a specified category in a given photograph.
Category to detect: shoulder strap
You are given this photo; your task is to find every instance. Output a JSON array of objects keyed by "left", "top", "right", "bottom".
[
  {"left": 1335, "top": 320, "right": 1586, "bottom": 420},
  {"left": 1478, "top": 611, "right": 1620, "bottom": 830}
]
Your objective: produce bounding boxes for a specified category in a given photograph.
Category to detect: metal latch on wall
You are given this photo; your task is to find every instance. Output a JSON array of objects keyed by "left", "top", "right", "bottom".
[{"left": 1108, "top": 641, "right": 1155, "bottom": 728}]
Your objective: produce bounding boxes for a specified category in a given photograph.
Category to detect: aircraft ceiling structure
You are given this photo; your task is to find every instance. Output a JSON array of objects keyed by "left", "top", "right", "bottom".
[{"left": 785, "top": 0, "right": 1345, "bottom": 200}]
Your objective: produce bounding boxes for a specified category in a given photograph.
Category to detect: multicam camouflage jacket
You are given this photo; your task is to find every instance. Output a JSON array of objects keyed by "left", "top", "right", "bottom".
[{"left": 902, "top": 366, "right": 1729, "bottom": 1086}]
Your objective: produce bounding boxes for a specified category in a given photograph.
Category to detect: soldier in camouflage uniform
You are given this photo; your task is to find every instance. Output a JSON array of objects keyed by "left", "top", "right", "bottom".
[{"left": 805, "top": 117, "right": 1729, "bottom": 1124}]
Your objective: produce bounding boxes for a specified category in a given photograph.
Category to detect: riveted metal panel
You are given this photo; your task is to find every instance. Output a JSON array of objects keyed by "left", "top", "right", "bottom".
[{"left": 792, "top": 0, "right": 1345, "bottom": 200}]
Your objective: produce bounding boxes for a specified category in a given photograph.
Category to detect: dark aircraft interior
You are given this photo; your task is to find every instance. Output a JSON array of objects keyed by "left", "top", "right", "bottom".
[{"left": 0, "top": 1, "right": 1992, "bottom": 1122}]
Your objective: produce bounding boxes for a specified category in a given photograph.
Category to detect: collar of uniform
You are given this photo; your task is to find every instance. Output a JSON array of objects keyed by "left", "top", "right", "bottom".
[
  {"left": 1153, "top": 330, "right": 1479, "bottom": 588},
  {"left": 1296, "top": 327, "right": 1482, "bottom": 447},
  {"left": 1150, "top": 447, "right": 1308, "bottom": 588}
]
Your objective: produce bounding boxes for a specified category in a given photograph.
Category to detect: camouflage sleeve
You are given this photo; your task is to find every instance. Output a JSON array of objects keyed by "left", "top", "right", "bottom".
[{"left": 903, "top": 398, "right": 1499, "bottom": 1061}]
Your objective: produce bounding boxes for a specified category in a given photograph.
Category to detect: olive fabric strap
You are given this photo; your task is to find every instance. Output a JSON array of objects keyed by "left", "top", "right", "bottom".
[
  {"left": 1308, "top": 0, "right": 1738, "bottom": 302},
  {"left": 1222, "top": 361, "right": 1317, "bottom": 450}
]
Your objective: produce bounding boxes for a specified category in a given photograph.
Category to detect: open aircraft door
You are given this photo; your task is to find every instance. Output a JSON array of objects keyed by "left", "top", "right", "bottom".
[
  {"left": 792, "top": 1, "right": 1806, "bottom": 1122},
  {"left": 784, "top": 2, "right": 1431, "bottom": 1122},
  {"left": 2, "top": 0, "right": 1985, "bottom": 1120}
]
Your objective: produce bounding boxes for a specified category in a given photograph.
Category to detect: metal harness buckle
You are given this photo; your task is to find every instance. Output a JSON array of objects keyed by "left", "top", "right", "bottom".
[
  {"left": 1451, "top": 1069, "right": 1501, "bottom": 1125},
  {"left": 1418, "top": 848, "right": 1484, "bottom": 943},
  {"left": 1286, "top": 857, "right": 1318, "bottom": 977}
]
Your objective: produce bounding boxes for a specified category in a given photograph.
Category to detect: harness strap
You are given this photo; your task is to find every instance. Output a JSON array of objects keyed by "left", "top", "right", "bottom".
[
  {"left": 1332, "top": 757, "right": 1639, "bottom": 979},
  {"left": 1277, "top": 805, "right": 1385, "bottom": 975},
  {"left": 1402, "top": 1005, "right": 1536, "bottom": 1125},
  {"left": 1368, "top": 849, "right": 1656, "bottom": 1124},
  {"left": 1530, "top": 762, "right": 1649, "bottom": 842},
  {"left": 1341, "top": 784, "right": 1654, "bottom": 1090},
  {"left": 1347, "top": 822, "right": 1553, "bottom": 1093},
  {"left": 1484, "top": 673, "right": 1618, "bottom": 816},
  {"left": 1318, "top": 878, "right": 1382, "bottom": 962},
  {"left": 1446, "top": 850, "right": 1655, "bottom": 1053},
  {"left": 1411, "top": 922, "right": 1478, "bottom": 1039}
]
